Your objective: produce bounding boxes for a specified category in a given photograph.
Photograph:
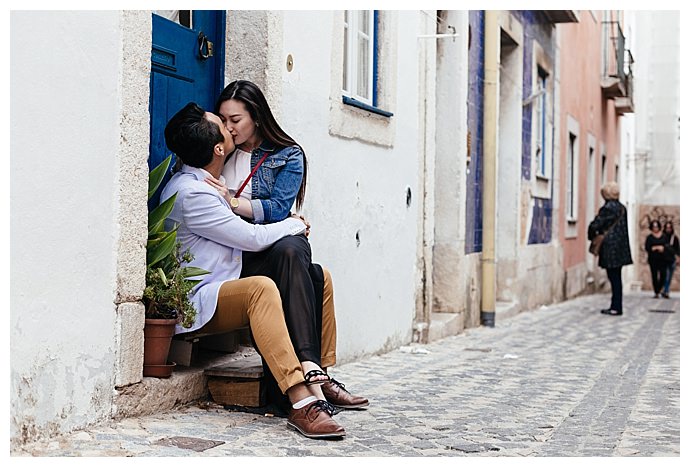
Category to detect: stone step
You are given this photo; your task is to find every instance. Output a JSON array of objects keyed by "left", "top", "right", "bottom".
[
  {"left": 205, "top": 353, "right": 266, "bottom": 407},
  {"left": 428, "top": 311, "right": 465, "bottom": 342}
]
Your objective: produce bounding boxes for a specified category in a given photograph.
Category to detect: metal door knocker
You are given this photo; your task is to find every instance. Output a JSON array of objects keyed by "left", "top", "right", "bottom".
[{"left": 198, "top": 31, "right": 214, "bottom": 59}]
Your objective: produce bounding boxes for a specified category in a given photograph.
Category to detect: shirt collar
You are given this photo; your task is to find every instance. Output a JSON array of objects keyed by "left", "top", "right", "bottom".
[{"left": 181, "top": 164, "right": 226, "bottom": 185}]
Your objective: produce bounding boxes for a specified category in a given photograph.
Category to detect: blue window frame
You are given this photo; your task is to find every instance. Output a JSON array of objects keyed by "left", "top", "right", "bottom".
[{"left": 342, "top": 10, "right": 392, "bottom": 117}]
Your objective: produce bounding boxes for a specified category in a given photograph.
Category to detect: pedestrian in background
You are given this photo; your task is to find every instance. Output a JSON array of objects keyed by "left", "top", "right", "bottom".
[
  {"left": 588, "top": 181, "right": 633, "bottom": 316},
  {"left": 661, "top": 221, "right": 680, "bottom": 298},
  {"left": 645, "top": 220, "right": 669, "bottom": 299}
]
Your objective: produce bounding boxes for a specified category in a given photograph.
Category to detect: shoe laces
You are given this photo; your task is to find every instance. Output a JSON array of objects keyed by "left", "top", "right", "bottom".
[
  {"left": 322, "top": 400, "right": 338, "bottom": 416},
  {"left": 329, "top": 378, "right": 350, "bottom": 393},
  {"left": 306, "top": 399, "right": 333, "bottom": 418}
]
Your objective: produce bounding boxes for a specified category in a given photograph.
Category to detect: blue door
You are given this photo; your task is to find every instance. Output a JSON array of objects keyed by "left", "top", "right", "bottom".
[{"left": 149, "top": 10, "right": 225, "bottom": 205}]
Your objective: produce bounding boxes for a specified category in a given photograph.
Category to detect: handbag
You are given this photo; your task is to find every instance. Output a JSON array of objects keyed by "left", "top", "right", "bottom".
[
  {"left": 588, "top": 209, "right": 624, "bottom": 256},
  {"left": 589, "top": 234, "right": 605, "bottom": 255}
]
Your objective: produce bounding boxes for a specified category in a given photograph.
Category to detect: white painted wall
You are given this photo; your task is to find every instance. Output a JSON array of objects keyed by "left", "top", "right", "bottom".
[
  {"left": 620, "top": 12, "right": 638, "bottom": 289},
  {"left": 11, "top": 10, "right": 120, "bottom": 441},
  {"left": 634, "top": 11, "right": 680, "bottom": 206},
  {"left": 432, "top": 11, "right": 470, "bottom": 314},
  {"left": 10, "top": 11, "right": 149, "bottom": 445},
  {"left": 278, "top": 11, "right": 421, "bottom": 360},
  {"left": 496, "top": 18, "right": 524, "bottom": 303}
]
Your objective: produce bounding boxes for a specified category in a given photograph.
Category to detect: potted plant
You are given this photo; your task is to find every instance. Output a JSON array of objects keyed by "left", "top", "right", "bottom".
[{"left": 143, "top": 156, "right": 208, "bottom": 377}]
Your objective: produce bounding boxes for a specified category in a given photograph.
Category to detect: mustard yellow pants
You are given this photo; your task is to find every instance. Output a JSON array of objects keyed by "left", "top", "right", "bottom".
[
  {"left": 200, "top": 276, "right": 305, "bottom": 394},
  {"left": 320, "top": 268, "right": 337, "bottom": 369}
]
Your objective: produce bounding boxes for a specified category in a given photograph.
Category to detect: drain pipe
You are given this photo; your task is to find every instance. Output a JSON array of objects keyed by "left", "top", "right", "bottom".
[{"left": 480, "top": 10, "right": 498, "bottom": 327}]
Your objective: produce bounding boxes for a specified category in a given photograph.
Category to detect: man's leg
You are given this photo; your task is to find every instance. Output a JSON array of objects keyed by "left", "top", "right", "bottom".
[
  {"left": 318, "top": 268, "right": 370, "bottom": 410},
  {"left": 663, "top": 261, "right": 675, "bottom": 296},
  {"left": 320, "top": 267, "right": 337, "bottom": 368},
  {"left": 201, "top": 276, "right": 303, "bottom": 393},
  {"left": 202, "top": 276, "right": 345, "bottom": 438},
  {"left": 242, "top": 236, "right": 323, "bottom": 369}
]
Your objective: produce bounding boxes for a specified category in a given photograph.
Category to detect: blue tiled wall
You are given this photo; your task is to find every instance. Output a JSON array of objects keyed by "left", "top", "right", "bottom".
[
  {"left": 465, "top": 10, "right": 484, "bottom": 254},
  {"left": 514, "top": 11, "right": 556, "bottom": 244},
  {"left": 514, "top": 10, "right": 555, "bottom": 183},
  {"left": 527, "top": 198, "right": 553, "bottom": 244},
  {"left": 465, "top": 11, "right": 556, "bottom": 251}
]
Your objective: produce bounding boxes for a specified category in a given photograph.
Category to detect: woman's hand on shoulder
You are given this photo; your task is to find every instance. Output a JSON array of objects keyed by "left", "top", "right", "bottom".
[{"left": 205, "top": 175, "right": 233, "bottom": 203}]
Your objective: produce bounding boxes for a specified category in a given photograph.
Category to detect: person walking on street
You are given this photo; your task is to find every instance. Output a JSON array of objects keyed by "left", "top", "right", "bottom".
[
  {"left": 661, "top": 221, "right": 680, "bottom": 298},
  {"left": 645, "top": 220, "right": 669, "bottom": 299},
  {"left": 588, "top": 181, "right": 633, "bottom": 316}
]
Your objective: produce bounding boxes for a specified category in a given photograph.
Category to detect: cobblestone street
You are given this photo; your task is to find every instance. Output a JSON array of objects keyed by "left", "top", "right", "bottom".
[{"left": 13, "top": 292, "right": 680, "bottom": 457}]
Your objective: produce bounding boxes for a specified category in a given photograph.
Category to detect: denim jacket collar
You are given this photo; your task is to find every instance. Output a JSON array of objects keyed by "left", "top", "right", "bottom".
[{"left": 256, "top": 140, "right": 277, "bottom": 154}]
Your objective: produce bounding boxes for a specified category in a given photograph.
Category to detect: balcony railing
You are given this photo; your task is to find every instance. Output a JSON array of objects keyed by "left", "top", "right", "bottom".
[
  {"left": 615, "top": 49, "right": 635, "bottom": 114},
  {"left": 601, "top": 20, "right": 632, "bottom": 101}
]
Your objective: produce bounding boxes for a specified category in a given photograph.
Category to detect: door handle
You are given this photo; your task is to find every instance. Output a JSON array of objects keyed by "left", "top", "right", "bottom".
[{"left": 198, "top": 31, "right": 214, "bottom": 59}]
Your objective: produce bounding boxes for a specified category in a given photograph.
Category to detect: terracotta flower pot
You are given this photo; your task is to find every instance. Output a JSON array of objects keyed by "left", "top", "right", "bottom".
[
  {"left": 143, "top": 362, "right": 176, "bottom": 378},
  {"left": 143, "top": 318, "right": 177, "bottom": 367}
]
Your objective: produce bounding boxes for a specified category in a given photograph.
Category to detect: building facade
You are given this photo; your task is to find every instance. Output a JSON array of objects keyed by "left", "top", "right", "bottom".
[
  {"left": 12, "top": 10, "right": 659, "bottom": 448},
  {"left": 628, "top": 10, "right": 680, "bottom": 293},
  {"left": 558, "top": 10, "right": 635, "bottom": 298}
]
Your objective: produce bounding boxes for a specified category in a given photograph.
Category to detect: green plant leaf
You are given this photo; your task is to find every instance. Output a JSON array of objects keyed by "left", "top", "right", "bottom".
[
  {"left": 179, "top": 267, "right": 211, "bottom": 279},
  {"left": 148, "top": 155, "right": 173, "bottom": 200},
  {"left": 148, "top": 193, "right": 177, "bottom": 235},
  {"left": 156, "top": 267, "right": 168, "bottom": 286},
  {"left": 147, "top": 230, "right": 177, "bottom": 267}
]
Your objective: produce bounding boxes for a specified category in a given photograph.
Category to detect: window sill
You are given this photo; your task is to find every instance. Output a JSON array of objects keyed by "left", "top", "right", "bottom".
[
  {"left": 536, "top": 173, "right": 550, "bottom": 182},
  {"left": 567, "top": 218, "right": 577, "bottom": 225},
  {"left": 342, "top": 96, "right": 394, "bottom": 117}
]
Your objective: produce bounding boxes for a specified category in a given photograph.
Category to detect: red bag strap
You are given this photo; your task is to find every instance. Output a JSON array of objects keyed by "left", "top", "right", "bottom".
[{"left": 234, "top": 151, "right": 269, "bottom": 199}]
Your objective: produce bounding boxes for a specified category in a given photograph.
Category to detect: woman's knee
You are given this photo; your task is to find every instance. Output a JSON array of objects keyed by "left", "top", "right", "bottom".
[{"left": 272, "top": 235, "right": 311, "bottom": 262}]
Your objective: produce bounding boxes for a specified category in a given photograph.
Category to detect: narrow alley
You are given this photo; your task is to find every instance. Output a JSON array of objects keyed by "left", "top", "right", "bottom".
[{"left": 13, "top": 292, "right": 680, "bottom": 457}]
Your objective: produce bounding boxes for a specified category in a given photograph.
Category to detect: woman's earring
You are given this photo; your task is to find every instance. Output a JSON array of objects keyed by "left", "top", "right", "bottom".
[{"left": 256, "top": 122, "right": 259, "bottom": 127}]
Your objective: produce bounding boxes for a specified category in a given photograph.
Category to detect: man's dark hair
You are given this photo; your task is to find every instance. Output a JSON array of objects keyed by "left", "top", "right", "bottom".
[{"left": 164, "top": 102, "right": 223, "bottom": 168}]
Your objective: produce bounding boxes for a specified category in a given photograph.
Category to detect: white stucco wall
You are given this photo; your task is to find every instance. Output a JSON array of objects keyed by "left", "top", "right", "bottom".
[
  {"left": 10, "top": 11, "right": 140, "bottom": 445},
  {"left": 432, "top": 11, "right": 470, "bottom": 314},
  {"left": 276, "top": 11, "right": 421, "bottom": 361},
  {"left": 634, "top": 11, "right": 680, "bottom": 206}
]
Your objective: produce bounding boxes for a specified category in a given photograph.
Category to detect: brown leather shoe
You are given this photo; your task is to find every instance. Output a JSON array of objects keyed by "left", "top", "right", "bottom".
[
  {"left": 287, "top": 400, "right": 346, "bottom": 439},
  {"left": 322, "top": 378, "right": 369, "bottom": 409}
]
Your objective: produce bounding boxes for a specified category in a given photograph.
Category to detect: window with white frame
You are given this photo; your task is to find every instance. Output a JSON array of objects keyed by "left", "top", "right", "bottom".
[
  {"left": 330, "top": 10, "right": 395, "bottom": 146},
  {"left": 343, "top": 10, "right": 376, "bottom": 107},
  {"left": 535, "top": 67, "right": 549, "bottom": 178},
  {"left": 566, "top": 132, "right": 577, "bottom": 221}
]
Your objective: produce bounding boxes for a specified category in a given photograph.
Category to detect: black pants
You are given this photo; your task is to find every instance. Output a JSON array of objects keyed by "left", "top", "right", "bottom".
[
  {"left": 606, "top": 266, "right": 623, "bottom": 312},
  {"left": 241, "top": 234, "right": 324, "bottom": 364},
  {"left": 241, "top": 235, "right": 324, "bottom": 413},
  {"left": 649, "top": 261, "right": 667, "bottom": 294}
]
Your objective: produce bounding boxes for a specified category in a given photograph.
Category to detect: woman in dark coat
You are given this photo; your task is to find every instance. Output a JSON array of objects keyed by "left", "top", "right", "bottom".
[
  {"left": 645, "top": 219, "right": 668, "bottom": 298},
  {"left": 588, "top": 181, "right": 633, "bottom": 315}
]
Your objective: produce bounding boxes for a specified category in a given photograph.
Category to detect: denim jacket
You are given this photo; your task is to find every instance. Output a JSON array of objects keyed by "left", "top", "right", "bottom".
[{"left": 249, "top": 141, "right": 304, "bottom": 224}]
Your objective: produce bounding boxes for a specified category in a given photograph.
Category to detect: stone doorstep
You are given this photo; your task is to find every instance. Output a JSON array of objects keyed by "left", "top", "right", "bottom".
[
  {"left": 205, "top": 354, "right": 267, "bottom": 407},
  {"left": 428, "top": 312, "right": 465, "bottom": 342},
  {"left": 115, "top": 329, "right": 263, "bottom": 420}
]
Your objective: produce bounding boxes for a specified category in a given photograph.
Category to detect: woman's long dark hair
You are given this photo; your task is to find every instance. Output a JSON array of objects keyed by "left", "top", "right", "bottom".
[{"left": 215, "top": 80, "right": 307, "bottom": 210}]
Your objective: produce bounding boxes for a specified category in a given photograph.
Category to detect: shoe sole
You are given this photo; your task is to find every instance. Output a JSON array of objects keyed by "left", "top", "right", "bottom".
[
  {"left": 286, "top": 422, "right": 346, "bottom": 439},
  {"left": 332, "top": 401, "right": 370, "bottom": 409}
]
